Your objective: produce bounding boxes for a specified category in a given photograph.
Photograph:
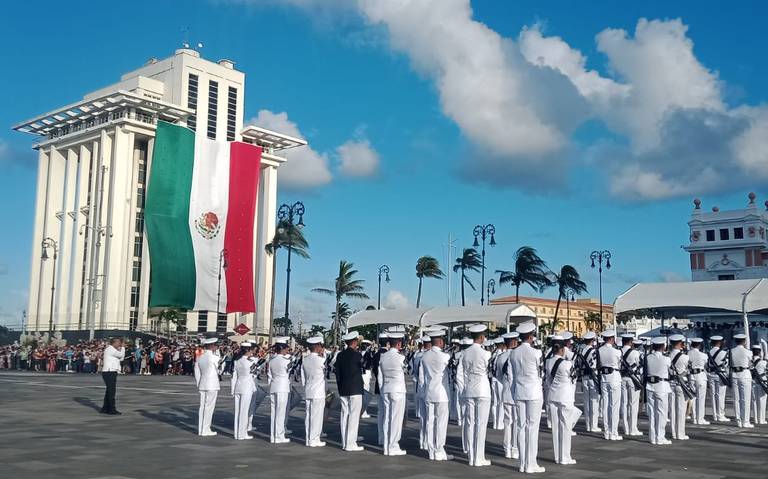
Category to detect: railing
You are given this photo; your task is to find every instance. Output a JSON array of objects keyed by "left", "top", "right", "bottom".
[{"left": 46, "top": 108, "right": 159, "bottom": 141}]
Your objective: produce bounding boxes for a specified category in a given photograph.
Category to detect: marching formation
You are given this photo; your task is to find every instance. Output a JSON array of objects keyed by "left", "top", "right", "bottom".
[{"left": 193, "top": 323, "right": 768, "bottom": 473}]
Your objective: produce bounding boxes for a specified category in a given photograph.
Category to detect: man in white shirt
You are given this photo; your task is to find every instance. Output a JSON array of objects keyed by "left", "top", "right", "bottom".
[
  {"left": 195, "top": 338, "right": 221, "bottom": 436},
  {"left": 688, "top": 338, "right": 709, "bottom": 425},
  {"left": 668, "top": 334, "right": 690, "bottom": 440},
  {"left": 498, "top": 332, "right": 519, "bottom": 459},
  {"left": 268, "top": 337, "right": 292, "bottom": 443},
  {"left": 751, "top": 343, "right": 767, "bottom": 425},
  {"left": 619, "top": 334, "right": 642, "bottom": 436},
  {"left": 597, "top": 330, "right": 623, "bottom": 441},
  {"left": 547, "top": 336, "right": 580, "bottom": 465},
  {"left": 413, "top": 335, "right": 431, "bottom": 449},
  {"left": 490, "top": 337, "right": 506, "bottom": 430},
  {"left": 419, "top": 330, "right": 452, "bottom": 461},
  {"left": 302, "top": 336, "right": 327, "bottom": 447},
  {"left": 378, "top": 332, "right": 407, "bottom": 456},
  {"left": 231, "top": 342, "right": 256, "bottom": 440},
  {"left": 100, "top": 338, "right": 125, "bottom": 415},
  {"left": 509, "top": 322, "right": 545, "bottom": 474},
  {"left": 578, "top": 332, "right": 600, "bottom": 432},
  {"left": 646, "top": 337, "right": 672, "bottom": 445},
  {"left": 730, "top": 333, "right": 753, "bottom": 428},
  {"left": 707, "top": 335, "right": 730, "bottom": 422},
  {"left": 462, "top": 324, "right": 493, "bottom": 467}
]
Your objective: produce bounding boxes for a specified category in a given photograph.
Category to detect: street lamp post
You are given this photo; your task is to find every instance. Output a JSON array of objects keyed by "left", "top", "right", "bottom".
[
  {"left": 216, "top": 248, "right": 228, "bottom": 315},
  {"left": 486, "top": 278, "right": 496, "bottom": 305},
  {"left": 277, "top": 201, "right": 305, "bottom": 327},
  {"left": 473, "top": 224, "right": 496, "bottom": 306},
  {"left": 41, "top": 237, "right": 59, "bottom": 334},
  {"left": 79, "top": 224, "right": 112, "bottom": 339},
  {"left": 590, "top": 250, "right": 612, "bottom": 330},
  {"left": 564, "top": 287, "right": 576, "bottom": 331},
  {"left": 377, "top": 265, "right": 390, "bottom": 310}
]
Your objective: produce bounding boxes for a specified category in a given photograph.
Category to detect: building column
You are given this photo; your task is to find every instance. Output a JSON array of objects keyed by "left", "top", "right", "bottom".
[
  {"left": 70, "top": 144, "right": 92, "bottom": 329},
  {"left": 28, "top": 148, "right": 51, "bottom": 332},
  {"left": 57, "top": 148, "right": 79, "bottom": 329},
  {"left": 41, "top": 146, "right": 65, "bottom": 332},
  {"left": 253, "top": 164, "right": 278, "bottom": 336}
]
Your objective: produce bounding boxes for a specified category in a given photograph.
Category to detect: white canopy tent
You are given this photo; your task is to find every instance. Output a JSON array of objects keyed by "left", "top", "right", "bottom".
[
  {"left": 614, "top": 278, "right": 768, "bottom": 347},
  {"left": 347, "top": 303, "right": 537, "bottom": 332}
]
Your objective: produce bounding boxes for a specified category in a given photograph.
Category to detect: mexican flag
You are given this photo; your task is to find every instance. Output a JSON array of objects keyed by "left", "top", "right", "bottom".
[{"left": 144, "top": 121, "right": 262, "bottom": 313}]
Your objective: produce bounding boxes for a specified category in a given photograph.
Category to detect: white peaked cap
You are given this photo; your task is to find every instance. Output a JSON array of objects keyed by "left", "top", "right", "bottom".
[
  {"left": 710, "top": 335, "right": 724, "bottom": 341},
  {"left": 460, "top": 337, "right": 473, "bottom": 345},
  {"left": 361, "top": 339, "right": 372, "bottom": 344},
  {"left": 482, "top": 340, "right": 493, "bottom": 347},
  {"left": 451, "top": 338, "right": 460, "bottom": 344},
  {"left": 669, "top": 334, "right": 686, "bottom": 342},
  {"left": 342, "top": 331, "right": 359, "bottom": 342},
  {"left": 690, "top": 337, "right": 704, "bottom": 343},
  {"left": 733, "top": 333, "right": 747, "bottom": 340},
  {"left": 273, "top": 336, "right": 290, "bottom": 345},
  {"left": 621, "top": 334, "right": 634, "bottom": 340},
  {"left": 652, "top": 337, "right": 667, "bottom": 345},
  {"left": 202, "top": 338, "right": 218, "bottom": 345},
  {"left": 307, "top": 336, "right": 324, "bottom": 345},
  {"left": 493, "top": 337, "right": 504, "bottom": 344},
  {"left": 240, "top": 342, "right": 252, "bottom": 347},
  {"left": 468, "top": 324, "right": 487, "bottom": 333},
  {"left": 633, "top": 339, "right": 644, "bottom": 345},
  {"left": 601, "top": 330, "right": 616, "bottom": 338},
  {"left": 502, "top": 332, "right": 520, "bottom": 339},
  {"left": 582, "top": 331, "right": 596, "bottom": 340},
  {"left": 388, "top": 332, "right": 405, "bottom": 339},
  {"left": 378, "top": 332, "right": 389, "bottom": 339},
  {"left": 516, "top": 322, "right": 536, "bottom": 334},
  {"left": 561, "top": 331, "right": 574, "bottom": 340},
  {"left": 421, "top": 335, "right": 432, "bottom": 342},
  {"left": 427, "top": 330, "right": 445, "bottom": 338},
  {"left": 552, "top": 334, "right": 565, "bottom": 341}
]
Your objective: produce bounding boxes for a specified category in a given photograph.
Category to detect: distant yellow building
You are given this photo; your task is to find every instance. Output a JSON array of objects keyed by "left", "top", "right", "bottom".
[{"left": 490, "top": 295, "right": 613, "bottom": 335}]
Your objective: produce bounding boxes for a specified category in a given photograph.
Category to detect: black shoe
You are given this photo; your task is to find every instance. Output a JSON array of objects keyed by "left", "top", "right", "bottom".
[
  {"left": 99, "top": 410, "right": 109, "bottom": 414},
  {"left": 108, "top": 410, "right": 122, "bottom": 415}
]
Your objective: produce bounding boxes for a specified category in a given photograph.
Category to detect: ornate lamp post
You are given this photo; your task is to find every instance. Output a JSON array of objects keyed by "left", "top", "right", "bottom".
[
  {"left": 486, "top": 278, "right": 496, "bottom": 305},
  {"left": 377, "top": 265, "right": 390, "bottom": 310},
  {"left": 41, "top": 237, "right": 59, "bottom": 334},
  {"left": 473, "top": 224, "right": 496, "bottom": 306},
  {"left": 278, "top": 201, "right": 305, "bottom": 325},
  {"left": 564, "top": 287, "right": 576, "bottom": 331},
  {"left": 590, "top": 250, "right": 612, "bottom": 330},
  {"left": 216, "top": 248, "right": 228, "bottom": 314}
]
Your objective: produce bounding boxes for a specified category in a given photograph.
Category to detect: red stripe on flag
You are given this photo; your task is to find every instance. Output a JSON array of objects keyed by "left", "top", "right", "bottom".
[{"left": 223, "top": 142, "right": 262, "bottom": 313}]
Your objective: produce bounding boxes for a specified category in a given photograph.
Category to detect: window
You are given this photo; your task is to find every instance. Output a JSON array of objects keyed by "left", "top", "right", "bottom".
[
  {"left": 207, "top": 80, "right": 218, "bottom": 139},
  {"left": 216, "top": 313, "right": 227, "bottom": 333},
  {"left": 137, "top": 160, "right": 146, "bottom": 184},
  {"left": 132, "top": 260, "right": 142, "bottom": 282},
  {"left": 136, "top": 187, "right": 144, "bottom": 208},
  {"left": 734, "top": 227, "right": 744, "bottom": 239},
  {"left": 130, "top": 310, "right": 138, "bottom": 331},
  {"left": 226, "top": 86, "right": 237, "bottom": 141},
  {"left": 135, "top": 211, "right": 144, "bottom": 232},
  {"left": 718, "top": 274, "right": 735, "bottom": 281},
  {"left": 706, "top": 230, "right": 715, "bottom": 241},
  {"left": 187, "top": 74, "right": 199, "bottom": 131},
  {"left": 197, "top": 311, "right": 208, "bottom": 332},
  {"left": 133, "top": 236, "right": 143, "bottom": 257},
  {"left": 131, "top": 286, "right": 140, "bottom": 308},
  {"left": 719, "top": 228, "right": 729, "bottom": 241}
]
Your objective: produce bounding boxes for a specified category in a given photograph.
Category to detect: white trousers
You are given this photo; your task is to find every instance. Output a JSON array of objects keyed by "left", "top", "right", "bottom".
[
  {"left": 646, "top": 390, "right": 669, "bottom": 445},
  {"left": 418, "top": 395, "right": 428, "bottom": 449},
  {"left": 452, "top": 387, "right": 464, "bottom": 425},
  {"left": 233, "top": 391, "right": 253, "bottom": 439},
  {"left": 340, "top": 395, "right": 362, "bottom": 450},
  {"left": 492, "top": 381, "right": 504, "bottom": 430},
  {"left": 198, "top": 390, "right": 218, "bottom": 435},
  {"left": 752, "top": 383, "right": 767, "bottom": 424},
  {"left": 669, "top": 386, "right": 687, "bottom": 439},
  {"left": 583, "top": 379, "right": 600, "bottom": 431},
  {"left": 691, "top": 374, "right": 708, "bottom": 424},
  {"left": 733, "top": 376, "right": 752, "bottom": 426},
  {"left": 463, "top": 397, "right": 491, "bottom": 466},
  {"left": 305, "top": 398, "right": 325, "bottom": 445},
  {"left": 549, "top": 401, "right": 581, "bottom": 464},
  {"left": 502, "top": 401, "right": 518, "bottom": 457},
  {"left": 515, "top": 399, "right": 543, "bottom": 473},
  {"left": 459, "top": 398, "right": 468, "bottom": 453},
  {"left": 620, "top": 378, "right": 640, "bottom": 434},
  {"left": 425, "top": 401, "right": 449, "bottom": 460},
  {"left": 601, "top": 380, "right": 621, "bottom": 438},
  {"left": 708, "top": 374, "right": 728, "bottom": 420},
  {"left": 270, "top": 392, "right": 289, "bottom": 442},
  {"left": 382, "top": 392, "right": 406, "bottom": 455}
]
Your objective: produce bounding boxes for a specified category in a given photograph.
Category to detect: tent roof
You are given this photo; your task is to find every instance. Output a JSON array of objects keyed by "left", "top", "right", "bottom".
[
  {"left": 347, "top": 303, "right": 537, "bottom": 329},
  {"left": 614, "top": 279, "right": 768, "bottom": 315}
]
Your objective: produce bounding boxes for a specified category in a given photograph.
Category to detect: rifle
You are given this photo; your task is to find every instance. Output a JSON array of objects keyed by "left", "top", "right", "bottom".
[
  {"left": 595, "top": 345, "right": 603, "bottom": 396},
  {"left": 287, "top": 351, "right": 303, "bottom": 382},
  {"left": 572, "top": 347, "right": 598, "bottom": 385},
  {"left": 707, "top": 348, "right": 732, "bottom": 388},
  {"left": 751, "top": 359, "right": 768, "bottom": 394},
  {"left": 669, "top": 350, "right": 696, "bottom": 400},
  {"left": 620, "top": 348, "right": 644, "bottom": 392}
]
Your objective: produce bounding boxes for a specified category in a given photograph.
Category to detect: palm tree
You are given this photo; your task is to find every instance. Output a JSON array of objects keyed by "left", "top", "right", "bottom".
[
  {"left": 453, "top": 248, "right": 482, "bottom": 306},
  {"left": 265, "top": 219, "right": 310, "bottom": 339},
  {"left": 551, "top": 265, "right": 588, "bottom": 329},
  {"left": 415, "top": 256, "right": 444, "bottom": 308},
  {"left": 496, "top": 246, "right": 551, "bottom": 302},
  {"left": 312, "top": 260, "right": 369, "bottom": 345}
]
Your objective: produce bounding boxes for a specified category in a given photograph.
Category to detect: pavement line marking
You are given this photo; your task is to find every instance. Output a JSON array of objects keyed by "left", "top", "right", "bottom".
[{"left": 0, "top": 378, "right": 197, "bottom": 396}]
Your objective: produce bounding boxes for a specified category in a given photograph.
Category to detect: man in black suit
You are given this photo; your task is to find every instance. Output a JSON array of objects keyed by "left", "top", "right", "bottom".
[{"left": 335, "top": 331, "right": 365, "bottom": 451}]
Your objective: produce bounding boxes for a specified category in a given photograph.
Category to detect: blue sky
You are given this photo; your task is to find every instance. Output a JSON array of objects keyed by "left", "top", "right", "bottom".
[{"left": 1, "top": 0, "right": 767, "bottom": 329}]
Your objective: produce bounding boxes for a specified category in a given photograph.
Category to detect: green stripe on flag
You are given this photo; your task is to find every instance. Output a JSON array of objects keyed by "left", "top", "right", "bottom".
[{"left": 145, "top": 121, "right": 196, "bottom": 309}]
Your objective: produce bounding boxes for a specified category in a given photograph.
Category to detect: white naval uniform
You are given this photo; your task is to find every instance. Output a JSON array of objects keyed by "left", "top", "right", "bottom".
[
  {"left": 302, "top": 351, "right": 327, "bottom": 446},
  {"left": 546, "top": 355, "right": 581, "bottom": 465},
  {"left": 454, "top": 350, "right": 468, "bottom": 453},
  {"left": 580, "top": 345, "right": 600, "bottom": 432},
  {"left": 645, "top": 351, "right": 672, "bottom": 445},
  {"left": 490, "top": 348, "right": 504, "bottom": 430},
  {"left": 669, "top": 348, "right": 690, "bottom": 440},
  {"left": 597, "top": 343, "right": 622, "bottom": 440},
  {"left": 231, "top": 356, "right": 257, "bottom": 440},
  {"left": 707, "top": 346, "right": 729, "bottom": 421},
  {"left": 194, "top": 350, "right": 220, "bottom": 436},
  {"left": 419, "top": 345, "right": 451, "bottom": 460},
  {"left": 268, "top": 354, "right": 292, "bottom": 443},
  {"left": 361, "top": 349, "right": 373, "bottom": 417},
  {"left": 510, "top": 342, "right": 544, "bottom": 473},
  {"left": 730, "top": 345, "right": 753, "bottom": 427},
  {"left": 752, "top": 356, "right": 767, "bottom": 424},
  {"left": 688, "top": 347, "right": 709, "bottom": 424},
  {"left": 378, "top": 348, "right": 407, "bottom": 455},
  {"left": 498, "top": 348, "right": 518, "bottom": 459},
  {"left": 619, "top": 345, "right": 642, "bottom": 435},
  {"left": 461, "top": 343, "right": 492, "bottom": 467},
  {"left": 412, "top": 349, "right": 428, "bottom": 448}
]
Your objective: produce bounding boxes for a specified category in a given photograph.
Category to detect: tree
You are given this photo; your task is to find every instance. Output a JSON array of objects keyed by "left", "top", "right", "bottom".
[
  {"left": 273, "top": 316, "right": 293, "bottom": 336},
  {"left": 550, "top": 265, "right": 588, "bottom": 331},
  {"left": 312, "top": 260, "right": 370, "bottom": 345},
  {"left": 453, "top": 248, "right": 482, "bottom": 306},
  {"left": 415, "top": 256, "right": 444, "bottom": 308},
  {"left": 157, "top": 309, "right": 184, "bottom": 336},
  {"left": 585, "top": 311, "right": 602, "bottom": 332},
  {"left": 265, "top": 219, "right": 310, "bottom": 336},
  {"left": 496, "top": 246, "right": 551, "bottom": 302}
]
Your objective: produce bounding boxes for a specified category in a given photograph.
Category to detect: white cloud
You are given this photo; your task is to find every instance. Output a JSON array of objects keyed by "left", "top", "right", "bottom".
[
  {"left": 659, "top": 271, "right": 687, "bottom": 282},
  {"left": 249, "top": 110, "right": 333, "bottom": 190},
  {"left": 383, "top": 290, "right": 410, "bottom": 310},
  {"left": 336, "top": 138, "right": 379, "bottom": 177}
]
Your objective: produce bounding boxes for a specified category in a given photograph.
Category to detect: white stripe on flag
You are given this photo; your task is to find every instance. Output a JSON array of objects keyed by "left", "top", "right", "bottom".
[{"left": 189, "top": 137, "right": 231, "bottom": 312}]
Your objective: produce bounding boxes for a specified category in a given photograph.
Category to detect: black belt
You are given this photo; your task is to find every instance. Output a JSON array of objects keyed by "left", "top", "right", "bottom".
[
  {"left": 647, "top": 376, "right": 669, "bottom": 384},
  {"left": 600, "top": 367, "right": 615, "bottom": 375},
  {"left": 690, "top": 368, "right": 704, "bottom": 374},
  {"left": 731, "top": 367, "right": 746, "bottom": 372}
]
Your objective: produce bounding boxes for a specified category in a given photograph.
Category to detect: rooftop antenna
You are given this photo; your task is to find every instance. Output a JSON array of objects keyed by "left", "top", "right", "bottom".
[
  {"left": 181, "top": 26, "right": 190, "bottom": 49},
  {"left": 442, "top": 233, "right": 458, "bottom": 306}
]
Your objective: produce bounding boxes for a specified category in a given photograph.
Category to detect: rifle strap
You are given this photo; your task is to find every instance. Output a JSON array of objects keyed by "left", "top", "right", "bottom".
[{"left": 550, "top": 358, "right": 565, "bottom": 379}]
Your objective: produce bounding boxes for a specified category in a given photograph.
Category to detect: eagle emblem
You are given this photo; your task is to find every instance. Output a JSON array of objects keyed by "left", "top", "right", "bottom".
[{"left": 194, "top": 211, "right": 220, "bottom": 239}]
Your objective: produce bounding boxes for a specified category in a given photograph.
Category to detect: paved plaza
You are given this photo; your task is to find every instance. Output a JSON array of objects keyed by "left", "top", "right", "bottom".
[{"left": 1, "top": 371, "right": 766, "bottom": 479}]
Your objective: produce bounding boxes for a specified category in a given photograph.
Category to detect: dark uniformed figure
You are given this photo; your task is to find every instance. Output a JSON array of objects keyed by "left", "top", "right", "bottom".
[{"left": 335, "top": 331, "right": 365, "bottom": 451}]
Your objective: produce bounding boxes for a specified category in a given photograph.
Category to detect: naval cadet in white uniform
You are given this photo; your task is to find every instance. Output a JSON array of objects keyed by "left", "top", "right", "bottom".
[
  {"left": 378, "top": 331, "right": 407, "bottom": 456},
  {"left": 597, "top": 330, "right": 623, "bottom": 441},
  {"left": 668, "top": 334, "right": 690, "bottom": 440},
  {"left": 619, "top": 334, "right": 642, "bottom": 436},
  {"left": 462, "top": 324, "right": 493, "bottom": 467},
  {"left": 302, "top": 336, "right": 327, "bottom": 447},
  {"left": 509, "top": 322, "right": 545, "bottom": 474},
  {"left": 419, "top": 330, "right": 453, "bottom": 461},
  {"left": 195, "top": 337, "right": 221, "bottom": 436},
  {"left": 646, "top": 337, "right": 672, "bottom": 445},
  {"left": 231, "top": 342, "right": 256, "bottom": 440},
  {"left": 455, "top": 337, "right": 471, "bottom": 454},
  {"left": 499, "top": 332, "right": 519, "bottom": 459},
  {"left": 490, "top": 337, "right": 506, "bottom": 430},
  {"left": 730, "top": 333, "right": 754, "bottom": 428},
  {"left": 413, "top": 335, "right": 431, "bottom": 449},
  {"left": 268, "top": 337, "right": 292, "bottom": 443},
  {"left": 579, "top": 332, "right": 600, "bottom": 432},
  {"left": 707, "top": 335, "right": 730, "bottom": 422},
  {"left": 688, "top": 338, "right": 710, "bottom": 425},
  {"left": 751, "top": 343, "right": 767, "bottom": 424},
  {"left": 546, "top": 336, "right": 580, "bottom": 465}
]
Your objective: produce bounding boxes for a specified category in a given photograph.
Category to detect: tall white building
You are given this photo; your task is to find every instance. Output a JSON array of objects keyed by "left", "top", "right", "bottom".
[
  {"left": 684, "top": 193, "right": 768, "bottom": 281},
  {"left": 14, "top": 48, "right": 305, "bottom": 339}
]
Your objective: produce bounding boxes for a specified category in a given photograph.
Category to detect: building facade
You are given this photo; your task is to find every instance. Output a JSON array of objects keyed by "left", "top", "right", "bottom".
[
  {"left": 684, "top": 193, "right": 768, "bottom": 282},
  {"left": 14, "top": 48, "right": 304, "bottom": 339},
  {"left": 490, "top": 295, "right": 614, "bottom": 335}
]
